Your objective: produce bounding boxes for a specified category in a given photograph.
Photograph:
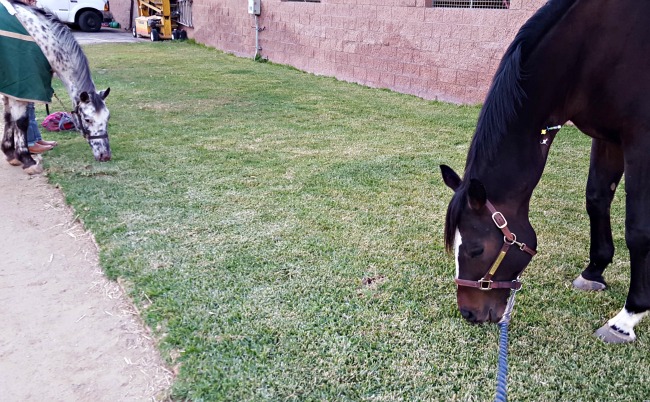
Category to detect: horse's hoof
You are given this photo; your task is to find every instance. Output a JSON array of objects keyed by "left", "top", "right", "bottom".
[
  {"left": 573, "top": 275, "right": 606, "bottom": 291},
  {"left": 23, "top": 164, "right": 43, "bottom": 175},
  {"left": 7, "top": 158, "right": 21, "bottom": 166},
  {"left": 594, "top": 324, "right": 636, "bottom": 343}
]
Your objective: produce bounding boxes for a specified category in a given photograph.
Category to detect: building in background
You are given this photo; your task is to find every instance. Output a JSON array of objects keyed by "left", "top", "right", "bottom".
[{"left": 110, "top": 0, "right": 545, "bottom": 104}]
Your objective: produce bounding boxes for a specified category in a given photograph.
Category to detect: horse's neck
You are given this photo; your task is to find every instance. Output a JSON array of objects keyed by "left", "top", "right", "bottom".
[
  {"left": 43, "top": 48, "right": 95, "bottom": 105},
  {"left": 471, "top": 124, "right": 547, "bottom": 208},
  {"left": 14, "top": 6, "right": 94, "bottom": 103},
  {"left": 57, "top": 74, "right": 94, "bottom": 104}
]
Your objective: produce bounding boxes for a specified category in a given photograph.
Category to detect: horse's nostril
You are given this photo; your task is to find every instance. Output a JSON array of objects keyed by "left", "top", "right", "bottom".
[{"left": 96, "top": 153, "right": 111, "bottom": 162}]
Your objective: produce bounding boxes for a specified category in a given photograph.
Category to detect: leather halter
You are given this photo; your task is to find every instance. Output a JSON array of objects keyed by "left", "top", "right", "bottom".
[
  {"left": 86, "top": 133, "right": 109, "bottom": 140},
  {"left": 70, "top": 108, "right": 108, "bottom": 140},
  {"left": 454, "top": 200, "right": 537, "bottom": 291}
]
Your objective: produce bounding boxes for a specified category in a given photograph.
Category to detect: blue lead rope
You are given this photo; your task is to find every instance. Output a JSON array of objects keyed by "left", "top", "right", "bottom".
[
  {"left": 494, "top": 322, "right": 510, "bottom": 402},
  {"left": 494, "top": 287, "right": 519, "bottom": 402}
]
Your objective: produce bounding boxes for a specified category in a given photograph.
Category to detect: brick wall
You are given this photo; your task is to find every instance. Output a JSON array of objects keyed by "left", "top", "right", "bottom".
[{"left": 110, "top": 0, "right": 547, "bottom": 104}]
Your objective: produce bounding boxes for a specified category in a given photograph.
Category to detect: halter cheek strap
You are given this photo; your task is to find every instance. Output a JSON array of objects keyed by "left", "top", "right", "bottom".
[
  {"left": 454, "top": 200, "right": 537, "bottom": 291},
  {"left": 71, "top": 107, "right": 83, "bottom": 131},
  {"left": 71, "top": 108, "right": 108, "bottom": 140}
]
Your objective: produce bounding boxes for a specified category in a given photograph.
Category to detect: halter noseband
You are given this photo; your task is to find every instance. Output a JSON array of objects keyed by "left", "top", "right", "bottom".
[
  {"left": 454, "top": 200, "right": 537, "bottom": 291},
  {"left": 86, "top": 133, "right": 109, "bottom": 140}
]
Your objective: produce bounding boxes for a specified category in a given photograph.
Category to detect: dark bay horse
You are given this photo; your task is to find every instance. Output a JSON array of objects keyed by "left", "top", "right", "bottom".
[
  {"left": 441, "top": 0, "right": 650, "bottom": 343},
  {"left": 1, "top": 0, "right": 110, "bottom": 174}
]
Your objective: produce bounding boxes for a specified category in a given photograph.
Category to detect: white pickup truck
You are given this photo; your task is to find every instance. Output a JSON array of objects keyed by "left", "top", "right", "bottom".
[{"left": 35, "top": 0, "right": 112, "bottom": 32}]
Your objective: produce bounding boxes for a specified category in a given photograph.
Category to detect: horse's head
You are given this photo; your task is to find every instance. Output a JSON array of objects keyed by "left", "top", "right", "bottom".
[
  {"left": 73, "top": 88, "right": 111, "bottom": 162},
  {"left": 440, "top": 165, "right": 536, "bottom": 324}
]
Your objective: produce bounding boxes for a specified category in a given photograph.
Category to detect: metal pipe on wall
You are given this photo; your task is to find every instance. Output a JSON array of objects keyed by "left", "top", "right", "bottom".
[{"left": 254, "top": 14, "right": 260, "bottom": 59}]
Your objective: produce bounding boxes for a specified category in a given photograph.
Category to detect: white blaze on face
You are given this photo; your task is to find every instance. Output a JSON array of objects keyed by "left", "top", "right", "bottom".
[
  {"left": 454, "top": 229, "right": 462, "bottom": 279},
  {"left": 608, "top": 308, "right": 648, "bottom": 339}
]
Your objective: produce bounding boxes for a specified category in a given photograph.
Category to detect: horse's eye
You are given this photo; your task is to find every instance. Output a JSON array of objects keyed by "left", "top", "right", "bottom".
[
  {"left": 84, "top": 118, "right": 91, "bottom": 123},
  {"left": 466, "top": 246, "right": 484, "bottom": 258}
]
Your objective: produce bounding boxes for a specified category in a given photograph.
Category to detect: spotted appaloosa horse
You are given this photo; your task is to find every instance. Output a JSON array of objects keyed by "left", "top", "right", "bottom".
[
  {"left": 1, "top": 0, "right": 110, "bottom": 174},
  {"left": 441, "top": 0, "right": 650, "bottom": 343}
]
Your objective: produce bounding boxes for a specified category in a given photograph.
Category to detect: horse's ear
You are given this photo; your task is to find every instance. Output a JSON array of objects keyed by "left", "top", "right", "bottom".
[
  {"left": 99, "top": 87, "right": 110, "bottom": 100},
  {"left": 79, "top": 92, "right": 90, "bottom": 103},
  {"left": 467, "top": 179, "right": 487, "bottom": 211},
  {"left": 440, "top": 164, "right": 461, "bottom": 191}
]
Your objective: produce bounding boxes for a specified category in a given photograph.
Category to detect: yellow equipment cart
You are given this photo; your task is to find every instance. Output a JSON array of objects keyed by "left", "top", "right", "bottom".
[{"left": 132, "top": 0, "right": 186, "bottom": 41}]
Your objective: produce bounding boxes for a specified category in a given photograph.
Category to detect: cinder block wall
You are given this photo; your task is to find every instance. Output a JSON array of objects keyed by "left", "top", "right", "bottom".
[
  {"left": 111, "top": 0, "right": 546, "bottom": 104},
  {"left": 109, "top": 0, "right": 135, "bottom": 30}
]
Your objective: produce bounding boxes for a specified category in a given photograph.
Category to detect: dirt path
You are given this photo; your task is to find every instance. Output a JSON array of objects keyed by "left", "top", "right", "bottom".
[{"left": 0, "top": 137, "right": 172, "bottom": 398}]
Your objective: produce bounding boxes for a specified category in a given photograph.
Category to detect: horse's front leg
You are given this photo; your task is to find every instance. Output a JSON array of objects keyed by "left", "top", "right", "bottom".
[
  {"left": 595, "top": 146, "right": 650, "bottom": 343},
  {"left": 573, "top": 138, "right": 623, "bottom": 291},
  {"left": 2, "top": 97, "right": 19, "bottom": 165},
  {"left": 2, "top": 99, "right": 40, "bottom": 173}
]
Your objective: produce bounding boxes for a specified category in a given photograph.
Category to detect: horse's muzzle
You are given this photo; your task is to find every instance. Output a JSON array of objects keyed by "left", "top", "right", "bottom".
[
  {"left": 459, "top": 307, "right": 502, "bottom": 324},
  {"left": 457, "top": 287, "right": 508, "bottom": 324},
  {"left": 89, "top": 137, "right": 111, "bottom": 162},
  {"left": 95, "top": 151, "right": 111, "bottom": 162}
]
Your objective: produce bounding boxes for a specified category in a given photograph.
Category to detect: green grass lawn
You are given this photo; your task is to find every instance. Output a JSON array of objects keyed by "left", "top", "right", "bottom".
[{"left": 40, "top": 41, "right": 648, "bottom": 401}]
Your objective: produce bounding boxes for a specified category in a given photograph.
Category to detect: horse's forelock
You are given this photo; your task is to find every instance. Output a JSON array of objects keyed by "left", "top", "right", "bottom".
[
  {"left": 90, "top": 91, "right": 106, "bottom": 110},
  {"left": 444, "top": 188, "right": 466, "bottom": 254}
]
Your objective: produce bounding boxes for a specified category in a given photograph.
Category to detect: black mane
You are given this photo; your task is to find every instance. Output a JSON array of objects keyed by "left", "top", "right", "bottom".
[{"left": 444, "top": 0, "right": 578, "bottom": 252}]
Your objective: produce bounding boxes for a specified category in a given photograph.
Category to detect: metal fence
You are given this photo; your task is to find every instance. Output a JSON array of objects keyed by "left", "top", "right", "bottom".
[{"left": 176, "top": 0, "right": 193, "bottom": 27}]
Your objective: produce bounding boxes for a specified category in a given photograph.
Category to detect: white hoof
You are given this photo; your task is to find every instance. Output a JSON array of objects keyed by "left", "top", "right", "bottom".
[
  {"left": 7, "top": 158, "right": 21, "bottom": 166},
  {"left": 594, "top": 324, "right": 636, "bottom": 344}
]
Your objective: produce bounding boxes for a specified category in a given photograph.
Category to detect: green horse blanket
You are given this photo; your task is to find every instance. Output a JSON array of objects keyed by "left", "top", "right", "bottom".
[{"left": 0, "top": 1, "right": 53, "bottom": 103}]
